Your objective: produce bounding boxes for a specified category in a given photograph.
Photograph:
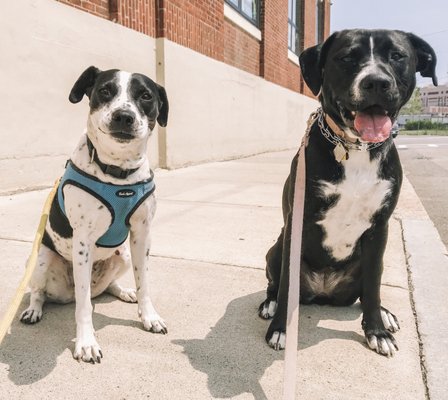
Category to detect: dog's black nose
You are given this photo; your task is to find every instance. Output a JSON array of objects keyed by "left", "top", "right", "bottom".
[
  {"left": 111, "top": 110, "right": 135, "bottom": 130},
  {"left": 360, "top": 74, "right": 392, "bottom": 93}
]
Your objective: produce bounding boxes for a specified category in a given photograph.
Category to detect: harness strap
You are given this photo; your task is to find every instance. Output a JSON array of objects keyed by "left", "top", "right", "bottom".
[
  {"left": 58, "top": 161, "right": 155, "bottom": 248},
  {"left": 282, "top": 110, "right": 317, "bottom": 400},
  {"left": 86, "top": 137, "right": 139, "bottom": 179}
]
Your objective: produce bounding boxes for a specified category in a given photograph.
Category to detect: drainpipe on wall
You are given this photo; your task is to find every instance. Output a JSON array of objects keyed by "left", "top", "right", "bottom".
[{"left": 155, "top": 0, "right": 168, "bottom": 169}]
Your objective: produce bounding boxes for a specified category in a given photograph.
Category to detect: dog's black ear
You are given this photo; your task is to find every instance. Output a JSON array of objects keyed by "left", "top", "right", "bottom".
[
  {"left": 69, "top": 66, "right": 101, "bottom": 103},
  {"left": 156, "top": 84, "right": 169, "bottom": 127},
  {"left": 299, "top": 32, "right": 337, "bottom": 96},
  {"left": 407, "top": 33, "right": 438, "bottom": 86}
]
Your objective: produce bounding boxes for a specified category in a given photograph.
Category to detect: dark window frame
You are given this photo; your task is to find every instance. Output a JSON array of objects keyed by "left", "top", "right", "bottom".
[
  {"left": 288, "top": 0, "right": 303, "bottom": 56},
  {"left": 225, "top": 0, "right": 260, "bottom": 27}
]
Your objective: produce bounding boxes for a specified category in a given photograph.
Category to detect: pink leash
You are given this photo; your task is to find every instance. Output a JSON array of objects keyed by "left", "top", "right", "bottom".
[{"left": 282, "top": 110, "right": 317, "bottom": 400}]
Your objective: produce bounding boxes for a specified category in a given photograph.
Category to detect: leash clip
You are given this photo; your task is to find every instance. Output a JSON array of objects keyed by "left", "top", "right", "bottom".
[{"left": 359, "top": 142, "right": 369, "bottom": 152}]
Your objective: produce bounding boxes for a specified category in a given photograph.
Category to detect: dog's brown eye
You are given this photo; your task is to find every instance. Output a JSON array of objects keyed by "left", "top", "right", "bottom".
[
  {"left": 141, "top": 92, "right": 152, "bottom": 101},
  {"left": 391, "top": 52, "right": 405, "bottom": 61},
  {"left": 99, "top": 88, "right": 111, "bottom": 97},
  {"left": 340, "top": 55, "right": 354, "bottom": 63}
]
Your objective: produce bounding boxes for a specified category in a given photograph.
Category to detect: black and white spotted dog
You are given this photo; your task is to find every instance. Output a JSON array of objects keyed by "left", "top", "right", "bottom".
[
  {"left": 259, "top": 30, "right": 437, "bottom": 356},
  {"left": 20, "top": 67, "right": 169, "bottom": 363}
]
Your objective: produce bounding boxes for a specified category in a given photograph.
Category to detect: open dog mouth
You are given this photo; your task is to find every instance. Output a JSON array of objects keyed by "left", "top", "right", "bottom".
[{"left": 341, "top": 105, "right": 393, "bottom": 143}]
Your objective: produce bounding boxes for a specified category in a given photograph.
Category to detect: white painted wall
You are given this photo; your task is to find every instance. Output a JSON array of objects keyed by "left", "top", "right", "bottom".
[
  {"left": 162, "top": 40, "right": 318, "bottom": 168},
  {"left": 0, "top": 0, "right": 318, "bottom": 193},
  {"left": 0, "top": 0, "right": 158, "bottom": 194}
]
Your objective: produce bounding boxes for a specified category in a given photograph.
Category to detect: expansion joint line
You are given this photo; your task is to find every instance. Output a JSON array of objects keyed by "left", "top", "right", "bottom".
[{"left": 398, "top": 217, "right": 430, "bottom": 400}]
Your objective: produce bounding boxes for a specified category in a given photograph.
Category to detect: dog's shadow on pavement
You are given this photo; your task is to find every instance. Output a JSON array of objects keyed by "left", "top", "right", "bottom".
[
  {"left": 0, "top": 294, "right": 139, "bottom": 385},
  {"left": 173, "top": 291, "right": 364, "bottom": 400}
]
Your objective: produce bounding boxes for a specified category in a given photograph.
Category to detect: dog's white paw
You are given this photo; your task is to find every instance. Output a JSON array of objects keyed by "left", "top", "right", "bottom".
[
  {"left": 259, "top": 300, "right": 278, "bottom": 319},
  {"left": 139, "top": 311, "right": 168, "bottom": 334},
  {"left": 381, "top": 307, "right": 400, "bottom": 333},
  {"left": 117, "top": 288, "right": 138, "bottom": 303},
  {"left": 268, "top": 331, "right": 286, "bottom": 351},
  {"left": 74, "top": 335, "right": 103, "bottom": 364},
  {"left": 365, "top": 331, "right": 398, "bottom": 357},
  {"left": 20, "top": 307, "right": 43, "bottom": 324}
]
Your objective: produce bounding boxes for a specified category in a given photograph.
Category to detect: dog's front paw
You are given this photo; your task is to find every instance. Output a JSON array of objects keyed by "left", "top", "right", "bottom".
[
  {"left": 381, "top": 307, "right": 400, "bottom": 333},
  {"left": 258, "top": 299, "right": 277, "bottom": 320},
  {"left": 74, "top": 335, "right": 103, "bottom": 364},
  {"left": 365, "top": 329, "right": 398, "bottom": 357},
  {"left": 139, "top": 311, "right": 168, "bottom": 334},
  {"left": 20, "top": 308, "right": 43, "bottom": 324}
]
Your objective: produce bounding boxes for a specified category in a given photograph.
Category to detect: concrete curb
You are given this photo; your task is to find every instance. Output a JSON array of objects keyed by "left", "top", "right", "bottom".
[{"left": 396, "top": 177, "right": 448, "bottom": 400}]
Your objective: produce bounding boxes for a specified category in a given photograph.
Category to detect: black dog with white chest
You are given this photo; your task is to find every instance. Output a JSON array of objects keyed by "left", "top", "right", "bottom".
[{"left": 259, "top": 30, "right": 437, "bottom": 356}]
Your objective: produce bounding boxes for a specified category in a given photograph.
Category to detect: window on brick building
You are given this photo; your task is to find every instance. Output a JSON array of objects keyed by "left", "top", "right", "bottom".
[
  {"left": 288, "top": 0, "right": 302, "bottom": 56},
  {"left": 225, "top": 0, "right": 260, "bottom": 26},
  {"left": 316, "top": 0, "right": 325, "bottom": 44}
]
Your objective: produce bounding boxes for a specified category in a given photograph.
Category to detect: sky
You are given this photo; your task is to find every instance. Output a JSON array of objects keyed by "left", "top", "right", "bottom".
[{"left": 330, "top": 0, "right": 448, "bottom": 87}]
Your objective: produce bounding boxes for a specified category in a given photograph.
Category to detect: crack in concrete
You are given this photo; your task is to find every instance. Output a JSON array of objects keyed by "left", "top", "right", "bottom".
[
  {"left": 381, "top": 282, "right": 408, "bottom": 291},
  {"left": 399, "top": 217, "right": 431, "bottom": 400},
  {"left": 150, "top": 253, "right": 264, "bottom": 272},
  {"left": 157, "top": 197, "right": 281, "bottom": 210},
  {"left": 0, "top": 185, "right": 52, "bottom": 197},
  {"left": 0, "top": 153, "right": 67, "bottom": 161},
  {"left": 0, "top": 237, "right": 32, "bottom": 244}
]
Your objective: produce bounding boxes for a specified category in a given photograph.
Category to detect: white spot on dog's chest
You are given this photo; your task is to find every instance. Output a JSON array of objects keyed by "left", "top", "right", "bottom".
[{"left": 317, "top": 151, "right": 392, "bottom": 261}]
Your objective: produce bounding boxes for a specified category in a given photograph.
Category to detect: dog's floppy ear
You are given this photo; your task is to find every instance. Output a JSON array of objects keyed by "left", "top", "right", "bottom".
[
  {"left": 407, "top": 33, "right": 438, "bottom": 86},
  {"left": 69, "top": 66, "right": 101, "bottom": 103},
  {"left": 299, "top": 32, "right": 337, "bottom": 96},
  {"left": 156, "top": 84, "right": 169, "bottom": 127}
]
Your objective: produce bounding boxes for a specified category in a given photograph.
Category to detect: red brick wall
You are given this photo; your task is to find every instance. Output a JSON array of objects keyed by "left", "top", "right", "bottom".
[
  {"left": 57, "top": 0, "right": 155, "bottom": 35},
  {"left": 224, "top": 20, "right": 260, "bottom": 76},
  {"left": 57, "top": 0, "right": 110, "bottom": 19},
  {"left": 302, "top": 0, "right": 316, "bottom": 51},
  {"left": 287, "top": 62, "right": 301, "bottom": 92},
  {"left": 157, "top": 0, "right": 225, "bottom": 62},
  {"left": 55, "top": 0, "right": 331, "bottom": 97},
  {"left": 112, "top": 0, "right": 156, "bottom": 36},
  {"left": 323, "top": 0, "right": 331, "bottom": 38},
  {"left": 301, "top": 0, "right": 318, "bottom": 97},
  {"left": 260, "top": 0, "right": 289, "bottom": 88}
]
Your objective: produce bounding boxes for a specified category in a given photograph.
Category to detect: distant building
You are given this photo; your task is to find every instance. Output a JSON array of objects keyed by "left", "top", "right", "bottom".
[{"left": 420, "top": 84, "right": 448, "bottom": 114}]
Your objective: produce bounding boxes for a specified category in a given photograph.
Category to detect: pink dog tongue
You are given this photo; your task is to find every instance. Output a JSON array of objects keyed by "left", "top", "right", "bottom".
[{"left": 354, "top": 112, "right": 392, "bottom": 143}]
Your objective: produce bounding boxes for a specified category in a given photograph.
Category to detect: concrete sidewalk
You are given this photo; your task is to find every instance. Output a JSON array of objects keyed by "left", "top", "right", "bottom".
[{"left": 0, "top": 149, "right": 446, "bottom": 399}]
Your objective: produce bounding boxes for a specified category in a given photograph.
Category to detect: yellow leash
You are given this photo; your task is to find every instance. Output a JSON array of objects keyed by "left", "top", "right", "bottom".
[{"left": 0, "top": 179, "right": 60, "bottom": 345}]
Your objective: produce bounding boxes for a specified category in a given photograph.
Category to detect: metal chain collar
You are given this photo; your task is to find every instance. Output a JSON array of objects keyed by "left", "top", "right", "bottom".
[{"left": 316, "top": 108, "right": 385, "bottom": 152}]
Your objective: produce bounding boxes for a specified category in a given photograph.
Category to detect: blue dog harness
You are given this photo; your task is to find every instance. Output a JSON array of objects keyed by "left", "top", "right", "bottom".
[{"left": 58, "top": 161, "right": 155, "bottom": 248}]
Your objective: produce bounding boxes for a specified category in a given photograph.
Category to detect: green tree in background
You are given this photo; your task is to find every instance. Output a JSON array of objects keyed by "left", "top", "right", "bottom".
[{"left": 401, "top": 87, "right": 423, "bottom": 115}]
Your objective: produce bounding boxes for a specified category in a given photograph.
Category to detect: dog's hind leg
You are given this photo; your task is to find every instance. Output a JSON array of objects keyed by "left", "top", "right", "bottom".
[
  {"left": 103, "top": 247, "right": 137, "bottom": 303},
  {"left": 106, "top": 281, "right": 137, "bottom": 303},
  {"left": 20, "top": 289, "right": 46, "bottom": 324},
  {"left": 264, "top": 211, "right": 295, "bottom": 350},
  {"left": 259, "top": 229, "right": 284, "bottom": 319},
  {"left": 100, "top": 245, "right": 137, "bottom": 303},
  {"left": 20, "top": 245, "right": 54, "bottom": 324}
]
